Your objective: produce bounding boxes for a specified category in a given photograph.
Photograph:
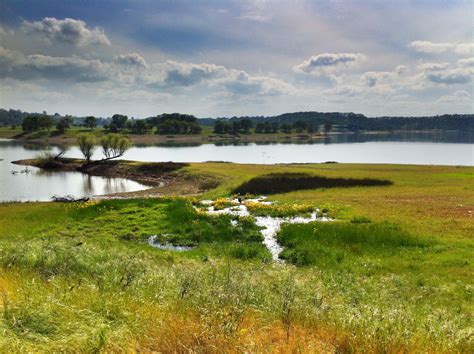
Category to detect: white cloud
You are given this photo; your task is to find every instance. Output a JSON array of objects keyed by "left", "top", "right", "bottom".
[
  {"left": 458, "top": 57, "right": 474, "bottom": 68},
  {"left": 408, "top": 40, "right": 454, "bottom": 54},
  {"left": 417, "top": 62, "right": 449, "bottom": 71},
  {"left": 144, "top": 60, "right": 294, "bottom": 96},
  {"left": 408, "top": 40, "right": 474, "bottom": 56},
  {"left": 436, "top": 90, "right": 471, "bottom": 104},
  {"left": 0, "top": 47, "right": 110, "bottom": 82},
  {"left": 115, "top": 53, "right": 149, "bottom": 69},
  {"left": 217, "top": 70, "right": 295, "bottom": 96},
  {"left": 425, "top": 68, "right": 472, "bottom": 85},
  {"left": 293, "top": 53, "right": 366, "bottom": 75},
  {"left": 454, "top": 43, "right": 474, "bottom": 56},
  {"left": 22, "top": 17, "right": 111, "bottom": 47},
  {"left": 238, "top": 0, "right": 271, "bottom": 23},
  {"left": 161, "top": 61, "right": 227, "bottom": 87}
]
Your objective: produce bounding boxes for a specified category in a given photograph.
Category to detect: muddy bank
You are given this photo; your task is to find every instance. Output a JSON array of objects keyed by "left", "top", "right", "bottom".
[{"left": 13, "top": 158, "right": 218, "bottom": 198}]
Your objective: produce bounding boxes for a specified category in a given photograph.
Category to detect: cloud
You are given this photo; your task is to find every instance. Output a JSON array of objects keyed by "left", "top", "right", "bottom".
[
  {"left": 0, "top": 26, "right": 14, "bottom": 38},
  {"left": 238, "top": 0, "right": 271, "bottom": 23},
  {"left": 162, "top": 61, "right": 226, "bottom": 87},
  {"left": 293, "top": 53, "right": 366, "bottom": 75},
  {"left": 218, "top": 70, "right": 294, "bottom": 96},
  {"left": 458, "top": 57, "right": 474, "bottom": 68},
  {"left": 417, "top": 62, "right": 449, "bottom": 71},
  {"left": 0, "top": 47, "right": 109, "bottom": 82},
  {"left": 436, "top": 90, "right": 472, "bottom": 104},
  {"left": 148, "top": 60, "right": 294, "bottom": 96},
  {"left": 361, "top": 71, "right": 392, "bottom": 87},
  {"left": 22, "top": 17, "right": 111, "bottom": 47},
  {"left": 115, "top": 53, "right": 149, "bottom": 69},
  {"left": 323, "top": 84, "right": 363, "bottom": 97},
  {"left": 425, "top": 68, "right": 472, "bottom": 85},
  {"left": 454, "top": 43, "right": 474, "bottom": 56},
  {"left": 408, "top": 40, "right": 453, "bottom": 54},
  {"left": 408, "top": 40, "right": 474, "bottom": 56}
]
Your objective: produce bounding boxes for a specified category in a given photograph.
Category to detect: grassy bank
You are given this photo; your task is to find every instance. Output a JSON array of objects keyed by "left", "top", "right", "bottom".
[
  {"left": 0, "top": 163, "right": 473, "bottom": 352},
  {"left": 1, "top": 125, "right": 347, "bottom": 145}
]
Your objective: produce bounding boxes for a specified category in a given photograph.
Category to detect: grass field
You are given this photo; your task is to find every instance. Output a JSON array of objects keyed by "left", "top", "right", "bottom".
[{"left": 0, "top": 163, "right": 473, "bottom": 352}]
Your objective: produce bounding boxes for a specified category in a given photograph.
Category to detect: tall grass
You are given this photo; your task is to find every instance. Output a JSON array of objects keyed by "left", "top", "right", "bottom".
[
  {"left": 278, "top": 221, "right": 431, "bottom": 267},
  {"left": 0, "top": 160, "right": 473, "bottom": 352}
]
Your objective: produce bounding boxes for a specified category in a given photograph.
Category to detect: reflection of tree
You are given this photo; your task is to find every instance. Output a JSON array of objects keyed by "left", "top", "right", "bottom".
[
  {"left": 82, "top": 175, "right": 94, "bottom": 195},
  {"left": 102, "top": 177, "right": 127, "bottom": 195},
  {"left": 22, "top": 143, "right": 54, "bottom": 151}
]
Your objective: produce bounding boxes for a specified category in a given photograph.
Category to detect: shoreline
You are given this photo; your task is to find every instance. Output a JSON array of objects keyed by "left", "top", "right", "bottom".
[
  {"left": 13, "top": 158, "right": 217, "bottom": 198},
  {"left": 3, "top": 128, "right": 467, "bottom": 146}
]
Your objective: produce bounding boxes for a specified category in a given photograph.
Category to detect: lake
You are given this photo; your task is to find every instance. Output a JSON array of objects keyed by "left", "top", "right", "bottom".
[
  {"left": 0, "top": 132, "right": 473, "bottom": 201},
  {"left": 0, "top": 139, "right": 149, "bottom": 202}
]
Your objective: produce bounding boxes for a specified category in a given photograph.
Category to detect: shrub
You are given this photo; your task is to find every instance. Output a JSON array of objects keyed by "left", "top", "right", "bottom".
[
  {"left": 77, "top": 134, "right": 96, "bottom": 163},
  {"left": 100, "top": 134, "right": 131, "bottom": 160}
]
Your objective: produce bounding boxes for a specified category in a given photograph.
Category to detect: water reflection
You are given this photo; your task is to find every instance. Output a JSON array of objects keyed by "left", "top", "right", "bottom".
[
  {"left": 0, "top": 139, "right": 149, "bottom": 202},
  {"left": 1, "top": 131, "right": 473, "bottom": 201}
]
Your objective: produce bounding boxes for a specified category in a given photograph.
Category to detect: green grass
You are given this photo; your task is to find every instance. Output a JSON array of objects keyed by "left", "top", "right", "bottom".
[
  {"left": 0, "top": 126, "right": 22, "bottom": 138},
  {"left": 278, "top": 221, "right": 431, "bottom": 267},
  {"left": 0, "top": 163, "right": 473, "bottom": 352}
]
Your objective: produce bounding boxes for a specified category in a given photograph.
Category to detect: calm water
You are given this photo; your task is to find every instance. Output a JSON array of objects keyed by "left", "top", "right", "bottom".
[
  {"left": 0, "top": 132, "right": 472, "bottom": 201},
  {"left": 0, "top": 140, "right": 149, "bottom": 202},
  {"left": 69, "top": 132, "right": 473, "bottom": 165}
]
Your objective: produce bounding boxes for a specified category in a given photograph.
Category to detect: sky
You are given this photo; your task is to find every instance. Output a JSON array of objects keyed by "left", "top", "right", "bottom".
[{"left": 0, "top": 0, "right": 472, "bottom": 118}]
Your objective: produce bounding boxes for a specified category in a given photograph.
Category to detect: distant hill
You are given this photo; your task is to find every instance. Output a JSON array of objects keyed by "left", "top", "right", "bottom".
[
  {"left": 1, "top": 108, "right": 472, "bottom": 132},
  {"left": 199, "top": 112, "right": 474, "bottom": 132}
]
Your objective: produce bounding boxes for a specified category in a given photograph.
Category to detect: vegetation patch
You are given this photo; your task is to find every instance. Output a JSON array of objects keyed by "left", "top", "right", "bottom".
[
  {"left": 234, "top": 173, "right": 393, "bottom": 194},
  {"left": 244, "top": 201, "right": 315, "bottom": 217},
  {"left": 135, "top": 162, "right": 189, "bottom": 174},
  {"left": 278, "top": 222, "right": 431, "bottom": 267}
]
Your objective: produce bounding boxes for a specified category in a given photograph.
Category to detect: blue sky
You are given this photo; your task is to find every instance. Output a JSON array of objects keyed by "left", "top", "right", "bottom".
[{"left": 0, "top": 0, "right": 472, "bottom": 117}]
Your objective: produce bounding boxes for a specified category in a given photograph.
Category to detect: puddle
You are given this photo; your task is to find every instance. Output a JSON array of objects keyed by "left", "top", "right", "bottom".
[
  {"left": 198, "top": 196, "right": 331, "bottom": 261},
  {"left": 148, "top": 235, "right": 193, "bottom": 251}
]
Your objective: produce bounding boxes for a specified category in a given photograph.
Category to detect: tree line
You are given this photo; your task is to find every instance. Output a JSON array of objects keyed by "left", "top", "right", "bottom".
[
  {"left": 18, "top": 112, "right": 202, "bottom": 135},
  {"left": 205, "top": 112, "right": 473, "bottom": 132},
  {"left": 5, "top": 108, "right": 473, "bottom": 135},
  {"left": 213, "top": 119, "right": 332, "bottom": 134}
]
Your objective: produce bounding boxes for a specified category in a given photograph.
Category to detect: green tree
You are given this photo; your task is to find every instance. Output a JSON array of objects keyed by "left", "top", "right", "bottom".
[
  {"left": 84, "top": 116, "right": 97, "bottom": 130},
  {"left": 109, "top": 114, "right": 128, "bottom": 132},
  {"left": 280, "top": 123, "right": 292, "bottom": 134},
  {"left": 22, "top": 115, "right": 41, "bottom": 132},
  {"left": 240, "top": 119, "right": 253, "bottom": 134},
  {"left": 56, "top": 116, "right": 72, "bottom": 133},
  {"left": 307, "top": 123, "right": 317, "bottom": 134},
  {"left": 255, "top": 122, "right": 264, "bottom": 134},
  {"left": 324, "top": 122, "right": 333, "bottom": 135},
  {"left": 100, "top": 134, "right": 131, "bottom": 160},
  {"left": 213, "top": 120, "right": 227, "bottom": 134},
  {"left": 132, "top": 119, "right": 150, "bottom": 134},
  {"left": 77, "top": 134, "right": 96, "bottom": 163},
  {"left": 39, "top": 115, "right": 54, "bottom": 131}
]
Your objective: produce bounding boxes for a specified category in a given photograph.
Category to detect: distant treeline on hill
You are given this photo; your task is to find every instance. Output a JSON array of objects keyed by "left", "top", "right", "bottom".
[
  {"left": 0, "top": 108, "right": 472, "bottom": 133},
  {"left": 200, "top": 112, "right": 474, "bottom": 132}
]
